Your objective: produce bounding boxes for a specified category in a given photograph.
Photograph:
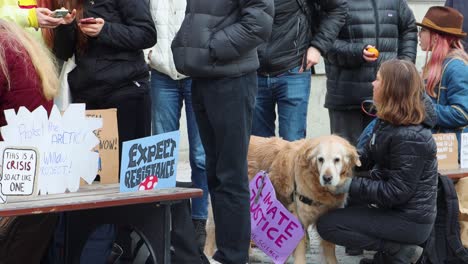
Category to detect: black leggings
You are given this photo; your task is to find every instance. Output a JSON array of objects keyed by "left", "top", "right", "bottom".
[{"left": 317, "top": 206, "right": 433, "bottom": 252}]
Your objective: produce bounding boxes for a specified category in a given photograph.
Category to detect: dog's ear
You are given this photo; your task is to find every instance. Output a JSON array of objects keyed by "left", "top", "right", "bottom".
[{"left": 348, "top": 146, "right": 361, "bottom": 167}]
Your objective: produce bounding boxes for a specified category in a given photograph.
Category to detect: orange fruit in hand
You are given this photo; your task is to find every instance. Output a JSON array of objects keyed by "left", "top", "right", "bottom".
[{"left": 366, "top": 47, "right": 379, "bottom": 58}]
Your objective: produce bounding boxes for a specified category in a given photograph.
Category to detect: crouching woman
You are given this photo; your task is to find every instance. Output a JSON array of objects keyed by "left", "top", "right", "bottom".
[{"left": 317, "top": 59, "right": 438, "bottom": 264}]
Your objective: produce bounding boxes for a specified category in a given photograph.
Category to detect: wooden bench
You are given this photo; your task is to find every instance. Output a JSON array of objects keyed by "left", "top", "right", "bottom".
[
  {"left": 439, "top": 168, "right": 468, "bottom": 180},
  {"left": 0, "top": 184, "right": 202, "bottom": 264}
]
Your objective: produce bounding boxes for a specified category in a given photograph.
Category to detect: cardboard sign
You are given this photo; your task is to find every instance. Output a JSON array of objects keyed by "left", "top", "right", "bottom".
[
  {"left": 250, "top": 171, "right": 305, "bottom": 264},
  {"left": 0, "top": 147, "right": 39, "bottom": 203},
  {"left": 1, "top": 148, "right": 38, "bottom": 197},
  {"left": 433, "top": 133, "right": 459, "bottom": 170},
  {"left": 86, "top": 109, "right": 119, "bottom": 184},
  {"left": 461, "top": 133, "right": 468, "bottom": 169},
  {"left": 1, "top": 104, "right": 102, "bottom": 194},
  {"left": 119, "top": 131, "right": 180, "bottom": 192}
]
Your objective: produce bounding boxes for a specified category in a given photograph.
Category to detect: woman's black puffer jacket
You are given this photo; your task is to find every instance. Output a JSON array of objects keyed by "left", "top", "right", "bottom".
[{"left": 350, "top": 101, "right": 438, "bottom": 224}]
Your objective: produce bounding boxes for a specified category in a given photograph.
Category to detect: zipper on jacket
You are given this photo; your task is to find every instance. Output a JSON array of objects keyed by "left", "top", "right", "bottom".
[
  {"left": 295, "top": 17, "right": 301, "bottom": 55},
  {"left": 371, "top": 0, "right": 379, "bottom": 50}
]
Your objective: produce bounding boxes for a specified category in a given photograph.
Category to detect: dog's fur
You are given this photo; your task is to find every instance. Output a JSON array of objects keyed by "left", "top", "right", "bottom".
[{"left": 205, "top": 135, "right": 361, "bottom": 264}]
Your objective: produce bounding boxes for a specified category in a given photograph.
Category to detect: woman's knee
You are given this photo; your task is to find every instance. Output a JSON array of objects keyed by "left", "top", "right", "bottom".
[{"left": 316, "top": 212, "right": 336, "bottom": 240}]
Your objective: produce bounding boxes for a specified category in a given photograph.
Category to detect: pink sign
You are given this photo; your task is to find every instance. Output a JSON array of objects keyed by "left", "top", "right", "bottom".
[{"left": 250, "top": 171, "right": 305, "bottom": 264}]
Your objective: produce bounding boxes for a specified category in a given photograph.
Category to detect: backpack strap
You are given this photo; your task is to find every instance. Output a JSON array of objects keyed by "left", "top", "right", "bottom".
[{"left": 440, "top": 175, "right": 468, "bottom": 262}]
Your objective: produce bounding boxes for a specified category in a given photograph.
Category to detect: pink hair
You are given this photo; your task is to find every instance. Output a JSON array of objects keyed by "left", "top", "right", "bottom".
[{"left": 424, "top": 32, "right": 468, "bottom": 97}]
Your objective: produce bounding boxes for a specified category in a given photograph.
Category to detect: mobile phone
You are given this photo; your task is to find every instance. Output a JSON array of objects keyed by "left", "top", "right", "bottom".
[
  {"left": 302, "top": 53, "right": 308, "bottom": 71},
  {"left": 79, "top": 18, "right": 97, "bottom": 24},
  {"left": 51, "top": 9, "right": 70, "bottom": 18}
]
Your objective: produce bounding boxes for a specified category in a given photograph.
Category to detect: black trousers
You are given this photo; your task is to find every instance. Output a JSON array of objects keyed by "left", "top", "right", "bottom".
[
  {"left": 317, "top": 206, "right": 433, "bottom": 260},
  {"left": 74, "top": 82, "right": 152, "bottom": 158},
  {"left": 329, "top": 108, "right": 374, "bottom": 146},
  {"left": 192, "top": 72, "right": 257, "bottom": 264}
]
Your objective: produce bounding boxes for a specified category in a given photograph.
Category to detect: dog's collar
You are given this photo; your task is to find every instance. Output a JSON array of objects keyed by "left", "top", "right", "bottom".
[{"left": 291, "top": 183, "right": 322, "bottom": 207}]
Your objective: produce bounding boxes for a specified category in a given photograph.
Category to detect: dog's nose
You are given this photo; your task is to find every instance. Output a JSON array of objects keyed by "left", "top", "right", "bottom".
[{"left": 323, "top": 175, "right": 333, "bottom": 184}]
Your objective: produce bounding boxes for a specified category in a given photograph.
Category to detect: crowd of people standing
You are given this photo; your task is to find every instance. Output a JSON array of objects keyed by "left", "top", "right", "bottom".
[{"left": 0, "top": 0, "right": 468, "bottom": 264}]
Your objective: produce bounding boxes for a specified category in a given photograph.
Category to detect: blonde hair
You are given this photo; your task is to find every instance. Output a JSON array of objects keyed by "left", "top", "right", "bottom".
[
  {"left": 0, "top": 19, "right": 59, "bottom": 100},
  {"left": 376, "top": 60, "right": 426, "bottom": 126}
]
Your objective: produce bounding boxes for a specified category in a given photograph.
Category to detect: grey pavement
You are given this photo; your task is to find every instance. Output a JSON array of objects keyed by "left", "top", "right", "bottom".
[{"left": 177, "top": 161, "right": 374, "bottom": 264}]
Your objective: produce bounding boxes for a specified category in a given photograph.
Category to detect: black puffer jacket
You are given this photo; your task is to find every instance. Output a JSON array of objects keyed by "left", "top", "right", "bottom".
[
  {"left": 257, "top": 0, "right": 347, "bottom": 75},
  {"left": 324, "top": 0, "right": 417, "bottom": 109},
  {"left": 350, "top": 102, "right": 438, "bottom": 225},
  {"left": 54, "top": 0, "right": 157, "bottom": 100},
  {"left": 171, "top": 0, "right": 274, "bottom": 78}
]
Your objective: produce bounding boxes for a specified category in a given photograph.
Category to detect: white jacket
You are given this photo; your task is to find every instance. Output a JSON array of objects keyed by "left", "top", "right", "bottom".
[{"left": 146, "top": 0, "right": 187, "bottom": 80}]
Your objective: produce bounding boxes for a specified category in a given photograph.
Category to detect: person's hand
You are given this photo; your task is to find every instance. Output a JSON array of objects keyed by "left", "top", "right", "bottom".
[
  {"left": 148, "top": 50, "right": 153, "bottom": 62},
  {"left": 299, "top": 46, "right": 321, "bottom": 72},
  {"left": 62, "top": 9, "right": 77, "bottom": 25},
  {"left": 363, "top": 45, "right": 378, "bottom": 62},
  {"left": 330, "top": 178, "right": 352, "bottom": 195},
  {"left": 78, "top": 18, "right": 105, "bottom": 37},
  {"left": 36, "top": 8, "right": 63, "bottom": 28}
]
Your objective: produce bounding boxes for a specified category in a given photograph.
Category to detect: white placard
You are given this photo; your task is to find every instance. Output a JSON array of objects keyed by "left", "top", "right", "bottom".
[
  {"left": 461, "top": 133, "right": 468, "bottom": 169},
  {"left": 0, "top": 104, "right": 102, "bottom": 194}
]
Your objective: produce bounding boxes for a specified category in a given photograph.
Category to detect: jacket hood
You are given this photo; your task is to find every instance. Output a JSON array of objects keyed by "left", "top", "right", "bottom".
[{"left": 423, "top": 93, "right": 437, "bottom": 128}]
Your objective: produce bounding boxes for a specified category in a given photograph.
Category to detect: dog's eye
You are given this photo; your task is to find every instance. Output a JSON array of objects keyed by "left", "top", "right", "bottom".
[
  {"left": 334, "top": 158, "right": 340, "bottom": 163},
  {"left": 318, "top": 157, "right": 324, "bottom": 163}
]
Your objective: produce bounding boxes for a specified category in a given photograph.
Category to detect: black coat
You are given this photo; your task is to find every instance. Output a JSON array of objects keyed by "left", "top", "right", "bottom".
[
  {"left": 171, "top": 0, "right": 274, "bottom": 78},
  {"left": 350, "top": 102, "right": 439, "bottom": 225},
  {"left": 324, "top": 0, "right": 417, "bottom": 110},
  {"left": 257, "top": 0, "right": 347, "bottom": 75},
  {"left": 54, "top": 0, "right": 157, "bottom": 100},
  {"left": 446, "top": 0, "right": 468, "bottom": 53}
]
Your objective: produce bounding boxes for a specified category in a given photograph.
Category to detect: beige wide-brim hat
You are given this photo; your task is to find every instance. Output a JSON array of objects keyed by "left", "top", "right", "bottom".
[{"left": 416, "top": 6, "right": 467, "bottom": 38}]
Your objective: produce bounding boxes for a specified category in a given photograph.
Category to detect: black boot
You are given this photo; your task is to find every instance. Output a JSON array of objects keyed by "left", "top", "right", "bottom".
[
  {"left": 346, "top": 247, "right": 364, "bottom": 256},
  {"left": 192, "top": 219, "right": 207, "bottom": 252},
  {"left": 359, "top": 259, "right": 374, "bottom": 264}
]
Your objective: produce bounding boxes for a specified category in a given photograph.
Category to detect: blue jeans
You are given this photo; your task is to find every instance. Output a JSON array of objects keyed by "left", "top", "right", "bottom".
[
  {"left": 150, "top": 70, "right": 208, "bottom": 220},
  {"left": 253, "top": 66, "right": 311, "bottom": 141}
]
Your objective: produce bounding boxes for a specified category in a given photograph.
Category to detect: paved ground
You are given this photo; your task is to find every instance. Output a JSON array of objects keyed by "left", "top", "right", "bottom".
[
  {"left": 249, "top": 230, "right": 374, "bottom": 263},
  {"left": 177, "top": 161, "right": 374, "bottom": 264}
]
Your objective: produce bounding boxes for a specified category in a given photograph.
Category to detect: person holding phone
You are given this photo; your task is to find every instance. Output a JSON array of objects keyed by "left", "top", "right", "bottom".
[
  {"left": 0, "top": 0, "right": 74, "bottom": 38},
  {"left": 252, "top": 0, "right": 347, "bottom": 142},
  {"left": 49, "top": 0, "right": 156, "bottom": 262}
]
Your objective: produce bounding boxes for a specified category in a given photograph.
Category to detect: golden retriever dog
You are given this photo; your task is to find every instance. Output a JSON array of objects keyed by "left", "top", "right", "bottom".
[{"left": 205, "top": 135, "right": 361, "bottom": 264}]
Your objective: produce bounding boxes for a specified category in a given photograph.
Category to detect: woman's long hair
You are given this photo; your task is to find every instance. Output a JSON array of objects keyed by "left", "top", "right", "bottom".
[
  {"left": 423, "top": 32, "right": 468, "bottom": 97},
  {"left": 376, "top": 60, "right": 426, "bottom": 126},
  {"left": 0, "top": 19, "right": 59, "bottom": 100}
]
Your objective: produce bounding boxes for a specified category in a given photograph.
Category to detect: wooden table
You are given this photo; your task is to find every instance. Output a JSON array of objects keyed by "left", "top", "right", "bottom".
[
  {"left": 0, "top": 184, "right": 202, "bottom": 264},
  {"left": 439, "top": 168, "right": 468, "bottom": 180}
]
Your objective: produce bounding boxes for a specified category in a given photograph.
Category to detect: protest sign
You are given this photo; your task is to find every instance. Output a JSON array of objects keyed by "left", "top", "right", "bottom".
[
  {"left": 1, "top": 148, "right": 38, "bottom": 197},
  {"left": 86, "top": 109, "right": 119, "bottom": 184},
  {"left": 0, "top": 104, "right": 102, "bottom": 194},
  {"left": 120, "top": 131, "right": 180, "bottom": 192},
  {"left": 250, "top": 171, "right": 305, "bottom": 264},
  {"left": 433, "top": 133, "right": 459, "bottom": 170},
  {"left": 461, "top": 133, "right": 468, "bottom": 169}
]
